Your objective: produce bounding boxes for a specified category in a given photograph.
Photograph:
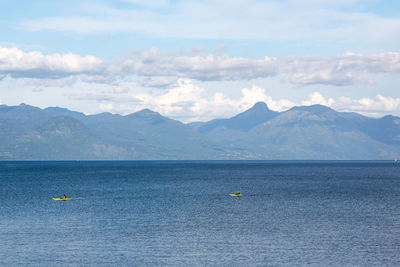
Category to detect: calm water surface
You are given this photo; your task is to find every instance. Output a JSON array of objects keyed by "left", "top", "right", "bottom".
[{"left": 0, "top": 161, "right": 399, "bottom": 266}]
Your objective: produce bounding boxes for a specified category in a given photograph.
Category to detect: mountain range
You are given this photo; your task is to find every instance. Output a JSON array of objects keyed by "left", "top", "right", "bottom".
[{"left": 1, "top": 102, "right": 399, "bottom": 160}]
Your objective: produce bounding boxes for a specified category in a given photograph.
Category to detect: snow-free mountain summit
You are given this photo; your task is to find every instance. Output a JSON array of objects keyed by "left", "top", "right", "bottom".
[{"left": 1, "top": 102, "right": 399, "bottom": 160}]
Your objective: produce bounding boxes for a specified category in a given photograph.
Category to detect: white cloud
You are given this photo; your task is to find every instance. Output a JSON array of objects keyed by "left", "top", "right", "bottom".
[
  {"left": 0, "top": 47, "right": 103, "bottom": 79},
  {"left": 129, "top": 82, "right": 400, "bottom": 121},
  {"left": 189, "top": 85, "right": 271, "bottom": 121},
  {"left": 99, "top": 103, "right": 114, "bottom": 113},
  {"left": 112, "top": 86, "right": 129, "bottom": 94},
  {"left": 301, "top": 92, "right": 335, "bottom": 107},
  {"left": 288, "top": 92, "right": 400, "bottom": 118},
  {"left": 60, "top": 78, "right": 400, "bottom": 121},
  {"left": 336, "top": 95, "right": 400, "bottom": 115},
  {"left": 1, "top": 47, "right": 400, "bottom": 88},
  {"left": 263, "top": 95, "right": 296, "bottom": 112},
  {"left": 119, "top": 50, "right": 400, "bottom": 86},
  {"left": 281, "top": 53, "right": 400, "bottom": 86},
  {"left": 97, "top": 79, "right": 272, "bottom": 121},
  {"left": 134, "top": 79, "right": 204, "bottom": 117},
  {"left": 127, "top": 49, "right": 278, "bottom": 81},
  {"left": 117, "top": 80, "right": 307, "bottom": 121}
]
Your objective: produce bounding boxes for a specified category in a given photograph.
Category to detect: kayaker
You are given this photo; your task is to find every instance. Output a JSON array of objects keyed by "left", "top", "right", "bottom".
[{"left": 63, "top": 194, "right": 67, "bottom": 199}]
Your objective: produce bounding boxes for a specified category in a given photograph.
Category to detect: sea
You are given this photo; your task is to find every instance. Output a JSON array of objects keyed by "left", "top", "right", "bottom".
[{"left": 0, "top": 161, "right": 399, "bottom": 266}]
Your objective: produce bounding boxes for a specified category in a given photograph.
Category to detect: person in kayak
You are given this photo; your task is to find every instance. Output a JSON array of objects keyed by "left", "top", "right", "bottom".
[{"left": 62, "top": 194, "right": 67, "bottom": 199}]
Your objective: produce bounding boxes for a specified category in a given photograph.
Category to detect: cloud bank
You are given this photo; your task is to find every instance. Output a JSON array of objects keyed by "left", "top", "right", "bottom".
[
  {"left": 79, "top": 79, "right": 400, "bottom": 122},
  {"left": 282, "top": 53, "right": 400, "bottom": 86},
  {"left": 1, "top": 47, "right": 399, "bottom": 87}
]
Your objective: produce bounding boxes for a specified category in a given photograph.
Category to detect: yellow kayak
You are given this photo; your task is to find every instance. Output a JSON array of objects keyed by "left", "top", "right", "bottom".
[
  {"left": 229, "top": 193, "right": 242, "bottom": 197},
  {"left": 52, "top": 198, "right": 71, "bottom": 201}
]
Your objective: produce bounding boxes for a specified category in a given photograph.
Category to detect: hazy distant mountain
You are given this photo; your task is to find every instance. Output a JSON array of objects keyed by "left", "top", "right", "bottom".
[
  {"left": 190, "top": 102, "right": 278, "bottom": 132},
  {"left": 189, "top": 102, "right": 400, "bottom": 160},
  {"left": 240, "top": 106, "right": 398, "bottom": 159},
  {"left": 0, "top": 104, "right": 225, "bottom": 160},
  {"left": 0, "top": 102, "right": 400, "bottom": 160}
]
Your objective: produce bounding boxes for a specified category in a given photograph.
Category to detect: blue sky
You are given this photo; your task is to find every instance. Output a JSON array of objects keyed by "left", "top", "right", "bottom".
[{"left": 0, "top": 0, "right": 399, "bottom": 121}]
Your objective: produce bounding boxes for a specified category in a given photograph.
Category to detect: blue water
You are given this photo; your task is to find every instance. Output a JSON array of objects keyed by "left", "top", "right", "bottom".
[{"left": 0, "top": 161, "right": 399, "bottom": 266}]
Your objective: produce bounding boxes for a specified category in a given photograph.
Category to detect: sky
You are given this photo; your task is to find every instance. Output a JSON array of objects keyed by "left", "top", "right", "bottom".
[{"left": 0, "top": 0, "right": 399, "bottom": 122}]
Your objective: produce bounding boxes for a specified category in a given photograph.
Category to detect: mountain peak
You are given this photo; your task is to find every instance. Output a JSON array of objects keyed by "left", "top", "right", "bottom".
[
  {"left": 291, "top": 104, "right": 334, "bottom": 113},
  {"left": 235, "top": 102, "right": 273, "bottom": 119},
  {"left": 45, "top": 106, "right": 71, "bottom": 112},
  {"left": 126, "top": 108, "right": 169, "bottom": 125},
  {"left": 196, "top": 101, "right": 277, "bottom": 132},
  {"left": 138, "top": 108, "right": 155, "bottom": 113},
  {"left": 132, "top": 108, "right": 160, "bottom": 117},
  {"left": 17, "top": 103, "right": 41, "bottom": 111},
  {"left": 250, "top": 102, "right": 269, "bottom": 111}
]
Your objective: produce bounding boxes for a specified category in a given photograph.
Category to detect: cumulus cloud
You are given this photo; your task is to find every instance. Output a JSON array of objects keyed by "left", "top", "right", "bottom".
[
  {"left": 282, "top": 53, "right": 400, "bottom": 86},
  {"left": 129, "top": 82, "right": 400, "bottom": 121},
  {"left": 301, "top": 92, "right": 335, "bottom": 107},
  {"left": 99, "top": 103, "right": 114, "bottom": 113},
  {"left": 66, "top": 79, "right": 400, "bottom": 122},
  {"left": 0, "top": 47, "right": 103, "bottom": 79},
  {"left": 336, "top": 95, "right": 400, "bottom": 114},
  {"left": 109, "top": 80, "right": 330, "bottom": 121},
  {"left": 127, "top": 49, "right": 278, "bottom": 81},
  {"left": 115, "top": 49, "right": 400, "bottom": 86},
  {"left": 295, "top": 92, "right": 400, "bottom": 118},
  {"left": 89, "top": 79, "right": 272, "bottom": 121},
  {"left": 134, "top": 79, "right": 205, "bottom": 117},
  {"left": 1, "top": 47, "right": 400, "bottom": 87}
]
